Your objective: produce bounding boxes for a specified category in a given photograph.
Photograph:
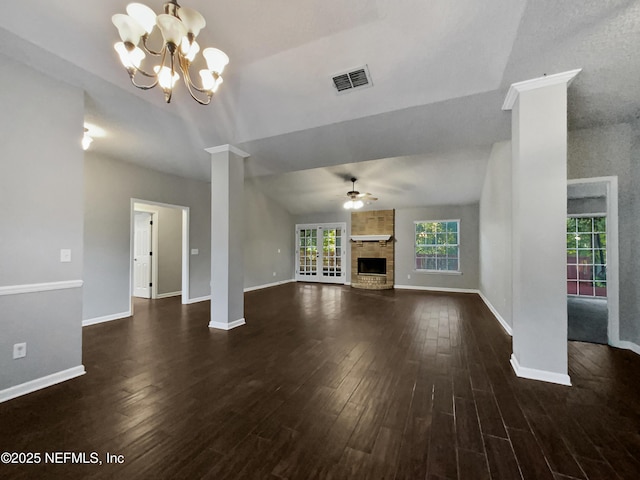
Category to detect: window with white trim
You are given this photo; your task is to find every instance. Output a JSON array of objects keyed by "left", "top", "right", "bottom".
[
  {"left": 415, "top": 220, "right": 460, "bottom": 272},
  {"left": 567, "top": 216, "right": 606, "bottom": 297}
]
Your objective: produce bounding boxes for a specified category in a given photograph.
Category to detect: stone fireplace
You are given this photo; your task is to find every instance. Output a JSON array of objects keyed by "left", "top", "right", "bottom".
[{"left": 350, "top": 209, "right": 394, "bottom": 290}]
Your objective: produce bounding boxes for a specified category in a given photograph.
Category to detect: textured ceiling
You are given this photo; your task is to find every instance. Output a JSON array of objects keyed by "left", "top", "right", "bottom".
[
  {"left": 1, "top": 1, "right": 639, "bottom": 214},
  {"left": 249, "top": 148, "right": 491, "bottom": 215}
]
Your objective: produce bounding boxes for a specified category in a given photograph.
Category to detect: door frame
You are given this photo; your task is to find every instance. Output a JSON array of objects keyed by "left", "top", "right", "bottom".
[
  {"left": 295, "top": 222, "right": 347, "bottom": 284},
  {"left": 129, "top": 199, "right": 190, "bottom": 315},
  {"left": 567, "top": 176, "right": 619, "bottom": 347}
]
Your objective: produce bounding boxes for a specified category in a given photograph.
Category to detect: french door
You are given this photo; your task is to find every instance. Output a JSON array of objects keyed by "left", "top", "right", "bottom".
[{"left": 295, "top": 223, "right": 346, "bottom": 284}]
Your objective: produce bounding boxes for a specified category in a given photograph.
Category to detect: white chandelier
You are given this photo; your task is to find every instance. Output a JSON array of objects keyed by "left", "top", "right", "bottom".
[{"left": 112, "top": 1, "right": 229, "bottom": 105}]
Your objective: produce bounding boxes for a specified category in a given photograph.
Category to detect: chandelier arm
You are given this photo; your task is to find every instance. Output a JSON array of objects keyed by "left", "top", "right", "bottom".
[
  {"left": 130, "top": 73, "right": 159, "bottom": 90},
  {"left": 179, "top": 54, "right": 210, "bottom": 94},
  {"left": 134, "top": 67, "right": 159, "bottom": 78},
  {"left": 141, "top": 35, "right": 163, "bottom": 56},
  {"left": 179, "top": 55, "right": 212, "bottom": 105},
  {"left": 185, "top": 84, "right": 212, "bottom": 105},
  {"left": 163, "top": 51, "right": 175, "bottom": 103},
  {"left": 132, "top": 44, "right": 167, "bottom": 78}
]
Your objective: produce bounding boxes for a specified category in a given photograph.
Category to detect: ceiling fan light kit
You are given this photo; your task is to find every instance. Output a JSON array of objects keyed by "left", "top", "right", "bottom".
[
  {"left": 344, "top": 199, "right": 364, "bottom": 210},
  {"left": 112, "top": 0, "right": 229, "bottom": 105},
  {"left": 343, "top": 177, "right": 377, "bottom": 210}
]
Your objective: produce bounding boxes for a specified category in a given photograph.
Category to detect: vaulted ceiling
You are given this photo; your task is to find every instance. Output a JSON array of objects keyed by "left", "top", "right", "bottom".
[{"left": 2, "top": 1, "right": 639, "bottom": 214}]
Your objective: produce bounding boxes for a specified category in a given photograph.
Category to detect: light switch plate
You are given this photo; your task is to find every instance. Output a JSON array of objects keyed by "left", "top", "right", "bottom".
[{"left": 60, "top": 249, "right": 71, "bottom": 263}]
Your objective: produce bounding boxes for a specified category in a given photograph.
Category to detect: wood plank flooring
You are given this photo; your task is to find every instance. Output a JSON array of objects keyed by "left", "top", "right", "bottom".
[{"left": 1, "top": 283, "right": 640, "bottom": 479}]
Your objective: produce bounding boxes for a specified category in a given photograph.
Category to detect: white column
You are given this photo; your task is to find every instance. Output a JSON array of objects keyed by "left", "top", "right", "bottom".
[
  {"left": 502, "top": 69, "right": 581, "bottom": 385},
  {"left": 205, "top": 144, "right": 250, "bottom": 330}
]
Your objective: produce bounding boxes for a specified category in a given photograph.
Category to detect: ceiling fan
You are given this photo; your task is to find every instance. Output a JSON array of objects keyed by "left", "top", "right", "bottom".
[{"left": 343, "top": 177, "right": 378, "bottom": 210}]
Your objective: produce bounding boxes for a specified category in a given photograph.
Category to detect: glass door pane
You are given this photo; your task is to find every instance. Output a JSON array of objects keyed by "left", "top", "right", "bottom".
[
  {"left": 321, "top": 227, "right": 343, "bottom": 282},
  {"left": 298, "top": 228, "right": 318, "bottom": 277}
]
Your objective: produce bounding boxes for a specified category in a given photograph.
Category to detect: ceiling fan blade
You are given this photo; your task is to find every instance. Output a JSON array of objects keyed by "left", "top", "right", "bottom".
[{"left": 359, "top": 192, "right": 377, "bottom": 199}]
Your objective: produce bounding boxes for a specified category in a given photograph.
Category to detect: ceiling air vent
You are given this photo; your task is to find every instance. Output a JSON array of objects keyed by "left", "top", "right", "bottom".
[{"left": 331, "top": 65, "right": 373, "bottom": 94}]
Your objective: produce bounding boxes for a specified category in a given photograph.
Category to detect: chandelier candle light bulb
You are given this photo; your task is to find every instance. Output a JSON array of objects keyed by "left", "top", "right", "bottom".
[
  {"left": 114, "top": 42, "right": 145, "bottom": 69},
  {"left": 111, "top": 0, "right": 228, "bottom": 104}
]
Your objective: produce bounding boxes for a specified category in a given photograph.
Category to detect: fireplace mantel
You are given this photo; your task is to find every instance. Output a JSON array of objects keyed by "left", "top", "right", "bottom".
[{"left": 350, "top": 235, "right": 392, "bottom": 242}]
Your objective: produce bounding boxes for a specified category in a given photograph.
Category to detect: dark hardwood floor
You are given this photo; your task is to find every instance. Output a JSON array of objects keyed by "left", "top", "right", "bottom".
[{"left": 1, "top": 283, "right": 640, "bottom": 479}]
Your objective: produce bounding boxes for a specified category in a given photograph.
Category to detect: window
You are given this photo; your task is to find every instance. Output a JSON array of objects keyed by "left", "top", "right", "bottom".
[
  {"left": 415, "top": 220, "right": 460, "bottom": 272},
  {"left": 566, "top": 217, "right": 606, "bottom": 297}
]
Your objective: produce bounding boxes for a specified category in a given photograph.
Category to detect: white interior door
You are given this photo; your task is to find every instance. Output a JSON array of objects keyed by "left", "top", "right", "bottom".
[
  {"left": 133, "top": 212, "right": 152, "bottom": 298},
  {"left": 295, "top": 223, "right": 346, "bottom": 284}
]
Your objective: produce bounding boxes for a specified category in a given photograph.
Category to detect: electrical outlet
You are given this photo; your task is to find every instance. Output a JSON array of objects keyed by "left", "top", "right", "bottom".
[
  {"left": 13, "top": 343, "right": 26, "bottom": 359},
  {"left": 191, "top": 248, "right": 199, "bottom": 255},
  {"left": 60, "top": 249, "right": 71, "bottom": 263},
  {"left": 273, "top": 272, "right": 277, "bottom": 277},
  {"left": 407, "top": 274, "right": 411, "bottom": 279}
]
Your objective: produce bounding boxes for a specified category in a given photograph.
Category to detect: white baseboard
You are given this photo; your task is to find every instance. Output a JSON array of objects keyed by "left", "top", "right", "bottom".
[
  {"left": 244, "top": 279, "right": 295, "bottom": 292},
  {"left": 82, "top": 310, "right": 131, "bottom": 327},
  {"left": 611, "top": 340, "right": 640, "bottom": 356},
  {"left": 156, "top": 291, "right": 182, "bottom": 299},
  {"left": 477, "top": 291, "right": 513, "bottom": 336},
  {"left": 394, "top": 285, "right": 479, "bottom": 294},
  {"left": 0, "top": 365, "right": 86, "bottom": 403},
  {"left": 510, "top": 354, "right": 571, "bottom": 386},
  {"left": 185, "top": 295, "right": 210, "bottom": 304},
  {"left": 209, "top": 318, "right": 246, "bottom": 330},
  {"left": 0, "top": 280, "right": 83, "bottom": 296}
]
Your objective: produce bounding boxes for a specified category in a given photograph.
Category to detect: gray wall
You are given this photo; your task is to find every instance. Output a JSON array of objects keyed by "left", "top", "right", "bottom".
[
  {"left": 479, "top": 141, "right": 513, "bottom": 328},
  {"left": 293, "top": 211, "right": 351, "bottom": 283},
  {"left": 0, "top": 54, "right": 84, "bottom": 390},
  {"left": 134, "top": 203, "right": 183, "bottom": 295},
  {"left": 395, "top": 204, "right": 480, "bottom": 290},
  {"left": 567, "top": 122, "right": 638, "bottom": 345},
  {"left": 245, "top": 179, "right": 296, "bottom": 288},
  {"left": 84, "top": 154, "right": 211, "bottom": 320}
]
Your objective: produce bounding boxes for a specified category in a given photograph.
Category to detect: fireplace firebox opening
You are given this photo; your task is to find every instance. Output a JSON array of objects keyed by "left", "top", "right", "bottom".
[{"left": 358, "top": 257, "right": 386, "bottom": 275}]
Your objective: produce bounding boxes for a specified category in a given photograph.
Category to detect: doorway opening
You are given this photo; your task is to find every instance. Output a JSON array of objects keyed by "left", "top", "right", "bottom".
[
  {"left": 130, "top": 199, "right": 190, "bottom": 314},
  {"left": 567, "top": 177, "right": 619, "bottom": 346}
]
